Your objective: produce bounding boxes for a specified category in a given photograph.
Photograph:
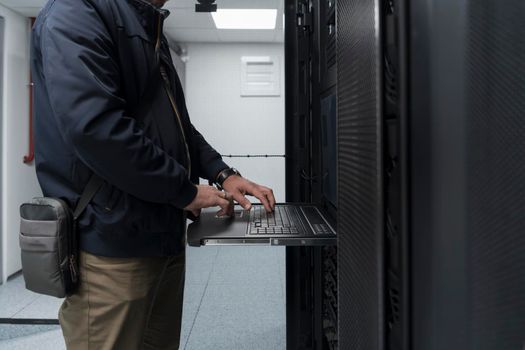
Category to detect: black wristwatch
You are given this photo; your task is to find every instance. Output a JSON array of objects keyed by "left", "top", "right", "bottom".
[{"left": 215, "top": 167, "right": 242, "bottom": 190}]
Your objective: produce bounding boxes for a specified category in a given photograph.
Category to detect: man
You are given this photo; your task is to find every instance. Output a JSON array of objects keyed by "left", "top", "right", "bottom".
[{"left": 31, "top": 0, "right": 276, "bottom": 348}]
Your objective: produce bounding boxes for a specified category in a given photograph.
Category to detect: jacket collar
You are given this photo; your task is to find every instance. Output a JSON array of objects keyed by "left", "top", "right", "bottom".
[
  {"left": 127, "top": 0, "right": 170, "bottom": 41},
  {"left": 129, "top": 0, "right": 170, "bottom": 19}
]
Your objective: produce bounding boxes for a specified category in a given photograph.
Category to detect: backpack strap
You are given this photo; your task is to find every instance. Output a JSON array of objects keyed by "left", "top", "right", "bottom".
[{"left": 73, "top": 174, "right": 105, "bottom": 220}]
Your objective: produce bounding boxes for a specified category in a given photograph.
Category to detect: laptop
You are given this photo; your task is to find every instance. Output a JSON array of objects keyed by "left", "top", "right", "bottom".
[
  {"left": 187, "top": 203, "right": 336, "bottom": 247},
  {"left": 187, "top": 87, "right": 339, "bottom": 247}
]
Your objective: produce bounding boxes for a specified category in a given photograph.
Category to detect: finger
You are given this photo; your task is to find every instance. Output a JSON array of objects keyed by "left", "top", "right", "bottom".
[
  {"left": 216, "top": 207, "right": 228, "bottom": 217},
  {"left": 215, "top": 196, "right": 231, "bottom": 212},
  {"left": 225, "top": 194, "right": 235, "bottom": 216},
  {"left": 212, "top": 189, "right": 229, "bottom": 204},
  {"left": 215, "top": 192, "right": 232, "bottom": 215},
  {"left": 227, "top": 203, "right": 235, "bottom": 217},
  {"left": 218, "top": 191, "right": 231, "bottom": 202},
  {"left": 217, "top": 200, "right": 235, "bottom": 217},
  {"left": 191, "top": 209, "right": 201, "bottom": 217},
  {"left": 253, "top": 189, "right": 272, "bottom": 212},
  {"left": 231, "top": 190, "right": 252, "bottom": 211},
  {"left": 263, "top": 188, "right": 276, "bottom": 209},
  {"left": 221, "top": 191, "right": 235, "bottom": 208}
]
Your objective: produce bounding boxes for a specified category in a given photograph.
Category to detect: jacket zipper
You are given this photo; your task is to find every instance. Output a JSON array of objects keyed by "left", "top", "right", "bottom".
[
  {"left": 155, "top": 15, "right": 192, "bottom": 178},
  {"left": 164, "top": 80, "right": 192, "bottom": 178}
]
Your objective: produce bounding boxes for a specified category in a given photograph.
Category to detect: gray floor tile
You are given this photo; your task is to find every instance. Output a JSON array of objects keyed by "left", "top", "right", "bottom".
[
  {"left": 185, "top": 245, "right": 286, "bottom": 350},
  {"left": 185, "top": 302, "right": 285, "bottom": 350},
  {"left": 274, "top": 247, "right": 287, "bottom": 299},
  {"left": 185, "top": 245, "right": 218, "bottom": 285},
  {"left": 181, "top": 302, "right": 200, "bottom": 348},
  {"left": 186, "top": 262, "right": 215, "bottom": 285},
  {"left": 12, "top": 295, "right": 63, "bottom": 319},
  {"left": 0, "top": 328, "right": 65, "bottom": 350},
  {"left": 0, "top": 325, "right": 60, "bottom": 342},
  {"left": 214, "top": 246, "right": 281, "bottom": 266},
  {"left": 203, "top": 281, "right": 284, "bottom": 304},
  {"left": 199, "top": 281, "right": 285, "bottom": 329},
  {"left": 186, "top": 246, "right": 218, "bottom": 265},
  {"left": 181, "top": 283, "right": 209, "bottom": 348},
  {"left": 0, "top": 245, "right": 286, "bottom": 350},
  {"left": 184, "top": 284, "right": 207, "bottom": 306},
  {"left": 208, "top": 259, "right": 280, "bottom": 286},
  {"left": 0, "top": 275, "right": 40, "bottom": 318}
]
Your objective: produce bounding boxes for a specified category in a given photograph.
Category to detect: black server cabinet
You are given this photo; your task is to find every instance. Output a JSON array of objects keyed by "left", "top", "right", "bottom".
[
  {"left": 285, "top": 0, "right": 339, "bottom": 349},
  {"left": 336, "top": 0, "right": 385, "bottom": 349},
  {"left": 285, "top": 1, "right": 318, "bottom": 349},
  {"left": 410, "top": 0, "right": 525, "bottom": 349},
  {"left": 285, "top": 0, "right": 525, "bottom": 349},
  {"left": 335, "top": 0, "right": 525, "bottom": 349},
  {"left": 316, "top": 1, "right": 338, "bottom": 349}
]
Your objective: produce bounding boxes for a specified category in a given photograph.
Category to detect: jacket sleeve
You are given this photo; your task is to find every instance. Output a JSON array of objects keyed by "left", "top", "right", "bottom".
[
  {"left": 40, "top": 4, "right": 197, "bottom": 208},
  {"left": 190, "top": 124, "right": 229, "bottom": 182}
]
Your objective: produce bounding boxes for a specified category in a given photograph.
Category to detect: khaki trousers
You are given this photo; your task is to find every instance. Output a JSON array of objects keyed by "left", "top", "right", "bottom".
[{"left": 59, "top": 250, "right": 186, "bottom": 350}]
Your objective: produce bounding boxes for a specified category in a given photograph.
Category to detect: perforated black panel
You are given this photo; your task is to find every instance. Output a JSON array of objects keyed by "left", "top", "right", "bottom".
[
  {"left": 337, "top": 0, "right": 384, "bottom": 349},
  {"left": 466, "top": 1, "right": 525, "bottom": 349},
  {"left": 410, "top": 1, "right": 525, "bottom": 349}
]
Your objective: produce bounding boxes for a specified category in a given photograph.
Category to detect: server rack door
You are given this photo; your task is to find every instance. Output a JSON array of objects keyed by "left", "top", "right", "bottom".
[
  {"left": 314, "top": 1, "right": 339, "bottom": 349},
  {"left": 285, "top": 1, "right": 317, "bottom": 349},
  {"left": 337, "top": 0, "right": 385, "bottom": 349},
  {"left": 286, "top": 0, "right": 314, "bottom": 202},
  {"left": 410, "top": 0, "right": 525, "bottom": 349},
  {"left": 285, "top": 1, "right": 340, "bottom": 349}
]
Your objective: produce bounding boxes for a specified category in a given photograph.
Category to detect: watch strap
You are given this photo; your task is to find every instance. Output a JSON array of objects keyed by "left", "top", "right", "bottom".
[{"left": 216, "top": 168, "right": 241, "bottom": 188}]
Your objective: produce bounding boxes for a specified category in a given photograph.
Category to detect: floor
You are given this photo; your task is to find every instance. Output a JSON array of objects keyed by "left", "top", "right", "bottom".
[{"left": 0, "top": 246, "right": 286, "bottom": 350}]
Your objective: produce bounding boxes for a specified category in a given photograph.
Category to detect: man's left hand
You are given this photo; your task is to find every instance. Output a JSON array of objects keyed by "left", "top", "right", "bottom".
[{"left": 222, "top": 175, "right": 276, "bottom": 212}]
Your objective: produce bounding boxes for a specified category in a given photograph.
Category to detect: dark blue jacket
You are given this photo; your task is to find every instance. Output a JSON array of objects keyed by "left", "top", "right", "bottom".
[{"left": 31, "top": 0, "right": 228, "bottom": 257}]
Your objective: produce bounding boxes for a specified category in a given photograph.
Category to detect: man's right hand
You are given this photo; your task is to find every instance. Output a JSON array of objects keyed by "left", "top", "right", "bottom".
[{"left": 184, "top": 185, "right": 233, "bottom": 217}]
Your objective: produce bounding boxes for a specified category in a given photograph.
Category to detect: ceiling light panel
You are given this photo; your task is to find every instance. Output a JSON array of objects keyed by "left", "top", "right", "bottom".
[{"left": 212, "top": 9, "right": 278, "bottom": 30}]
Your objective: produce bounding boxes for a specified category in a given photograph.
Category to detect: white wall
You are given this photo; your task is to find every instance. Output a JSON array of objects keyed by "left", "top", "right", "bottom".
[
  {"left": 0, "top": 5, "right": 41, "bottom": 283},
  {"left": 170, "top": 48, "right": 186, "bottom": 89},
  {"left": 185, "top": 43, "right": 286, "bottom": 202}
]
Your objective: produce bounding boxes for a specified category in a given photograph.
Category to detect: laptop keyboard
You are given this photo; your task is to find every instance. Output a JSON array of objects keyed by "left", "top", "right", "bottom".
[{"left": 248, "top": 206, "right": 302, "bottom": 235}]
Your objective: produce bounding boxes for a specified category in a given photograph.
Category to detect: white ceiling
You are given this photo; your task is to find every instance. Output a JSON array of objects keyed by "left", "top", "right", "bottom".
[{"left": 0, "top": 0, "right": 284, "bottom": 43}]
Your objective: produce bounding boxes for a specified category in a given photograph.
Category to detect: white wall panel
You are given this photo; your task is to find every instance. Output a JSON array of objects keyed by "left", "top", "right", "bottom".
[
  {"left": 186, "top": 43, "right": 285, "bottom": 200},
  {"left": 170, "top": 48, "right": 186, "bottom": 89},
  {"left": 213, "top": 157, "right": 285, "bottom": 204},
  {"left": 0, "top": 4, "right": 41, "bottom": 283},
  {"left": 185, "top": 43, "right": 285, "bottom": 154}
]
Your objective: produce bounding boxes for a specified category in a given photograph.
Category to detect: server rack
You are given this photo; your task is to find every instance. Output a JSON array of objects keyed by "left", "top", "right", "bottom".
[
  {"left": 333, "top": 0, "right": 525, "bottom": 349},
  {"left": 410, "top": 1, "right": 525, "bottom": 349},
  {"left": 336, "top": 0, "right": 385, "bottom": 349},
  {"left": 316, "top": 1, "right": 338, "bottom": 349},
  {"left": 285, "top": 1, "right": 339, "bottom": 349},
  {"left": 288, "top": 0, "right": 524, "bottom": 349}
]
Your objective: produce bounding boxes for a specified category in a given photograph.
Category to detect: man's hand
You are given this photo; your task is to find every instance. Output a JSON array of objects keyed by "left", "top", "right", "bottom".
[
  {"left": 222, "top": 175, "right": 276, "bottom": 212},
  {"left": 184, "top": 185, "right": 234, "bottom": 217}
]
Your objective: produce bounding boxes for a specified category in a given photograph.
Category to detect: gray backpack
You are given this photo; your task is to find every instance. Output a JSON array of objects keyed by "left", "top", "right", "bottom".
[{"left": 19, "top": 175, "right": 103, "bottom": 298}]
